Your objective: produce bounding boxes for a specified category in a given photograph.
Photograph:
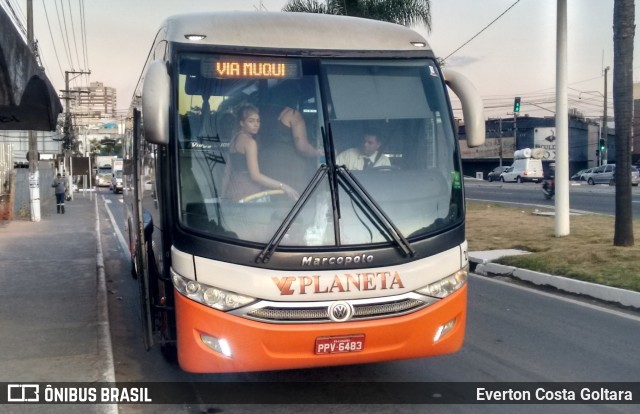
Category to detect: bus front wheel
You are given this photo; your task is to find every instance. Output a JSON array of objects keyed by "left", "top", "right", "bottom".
[{"left": 160, "top": 342, "right": 178, "bottom": 363}]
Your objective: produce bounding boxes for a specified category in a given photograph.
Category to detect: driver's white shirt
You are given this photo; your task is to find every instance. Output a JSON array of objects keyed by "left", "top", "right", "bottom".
[{"left": 335, "top": 148, "right": 391, "bottom": 170}]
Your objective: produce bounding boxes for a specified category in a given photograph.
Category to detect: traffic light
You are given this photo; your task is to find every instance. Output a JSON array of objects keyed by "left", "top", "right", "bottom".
[
  {"left": 513, "top": 97, "right": 521, "bottom": 113},
  {"left": 599, "top": 138, "right": 606, "bottom": 152}
]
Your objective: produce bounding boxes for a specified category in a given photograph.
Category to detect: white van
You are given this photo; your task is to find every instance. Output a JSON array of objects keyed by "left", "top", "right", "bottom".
[{"left": 501, "top": 158, "right": 544, "bottom": 183}]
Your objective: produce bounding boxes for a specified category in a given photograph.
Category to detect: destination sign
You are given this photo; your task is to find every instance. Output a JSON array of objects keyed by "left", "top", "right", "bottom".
[{"left": 205, "top": 56, "right": 301, "bottom": 79}]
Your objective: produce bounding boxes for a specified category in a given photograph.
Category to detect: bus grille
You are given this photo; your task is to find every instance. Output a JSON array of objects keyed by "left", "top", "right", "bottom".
[{"left": 242, "top": 297, "right": 430, "bottom": 324}]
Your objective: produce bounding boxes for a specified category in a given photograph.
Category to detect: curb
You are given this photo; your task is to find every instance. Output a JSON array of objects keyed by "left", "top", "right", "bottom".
[{"left": 469, "top": 253, "right": 640, "bottom": 309}]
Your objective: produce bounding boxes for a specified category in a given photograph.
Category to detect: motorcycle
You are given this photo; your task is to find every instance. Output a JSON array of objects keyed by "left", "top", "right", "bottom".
[{"left": 542, "top": 178, "right": 555, "bottom": 199}]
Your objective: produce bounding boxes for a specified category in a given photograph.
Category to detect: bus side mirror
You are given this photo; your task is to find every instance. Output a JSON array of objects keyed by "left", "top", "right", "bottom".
[
  {"left": 444, "top": 70, "right": 485, "bottom": 148},
  {"left": 141, "top": 60, "right": 170, "bottom": 145}
]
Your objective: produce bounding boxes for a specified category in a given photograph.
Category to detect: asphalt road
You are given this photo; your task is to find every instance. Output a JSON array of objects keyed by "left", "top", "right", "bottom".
[
  {"left": 98, "top": 190, "right": 640, "bottom": 414},
  {"left": 464, "top": 179, "right": 640, "bottom": 218}
]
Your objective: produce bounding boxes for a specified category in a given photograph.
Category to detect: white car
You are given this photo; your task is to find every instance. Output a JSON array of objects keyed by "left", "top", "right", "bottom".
[{"left": 500, "top": 158, "right": 544, "bottom": 183}]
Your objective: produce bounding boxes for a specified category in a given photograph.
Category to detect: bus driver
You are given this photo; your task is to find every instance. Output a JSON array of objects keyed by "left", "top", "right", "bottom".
[{"left": 336, "top": 131, "right": 391, "bottom": 171}]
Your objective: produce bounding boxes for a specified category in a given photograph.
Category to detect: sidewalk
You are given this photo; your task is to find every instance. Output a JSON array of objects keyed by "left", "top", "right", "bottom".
[{"left": 0, "top": 194, "right": 115, "bottom": 410}]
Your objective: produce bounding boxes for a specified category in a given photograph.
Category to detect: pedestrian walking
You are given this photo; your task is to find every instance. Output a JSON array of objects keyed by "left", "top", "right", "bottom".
[{"left": 52, "top": 173, "right": 66, "bottom": 214}]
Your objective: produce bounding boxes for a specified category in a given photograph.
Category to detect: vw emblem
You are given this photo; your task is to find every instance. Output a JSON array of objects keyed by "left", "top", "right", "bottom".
[{"left": 328, "top": 301, "right": 353, "bottom": 322}]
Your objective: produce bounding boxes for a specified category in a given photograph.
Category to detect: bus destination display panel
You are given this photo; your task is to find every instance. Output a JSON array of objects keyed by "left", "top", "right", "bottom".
[{"left": 203, "top": 56, "right": 302, "bottom": 79}]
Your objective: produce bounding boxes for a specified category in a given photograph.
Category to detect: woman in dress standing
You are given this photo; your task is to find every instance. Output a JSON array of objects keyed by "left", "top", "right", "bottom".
[{"left": 223, "top": 104, "right": 299, "bottom": 201}]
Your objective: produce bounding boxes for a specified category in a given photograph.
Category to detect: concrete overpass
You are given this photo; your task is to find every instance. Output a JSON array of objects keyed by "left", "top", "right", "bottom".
[{"left": 0, "top": 6, "right": 62, "bottom": 131}]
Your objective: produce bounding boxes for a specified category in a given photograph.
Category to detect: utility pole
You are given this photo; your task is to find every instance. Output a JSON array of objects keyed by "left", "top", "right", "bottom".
[
  {"left": 602, "top": 66, "right": 610, "bottom": 165},
  {"left": 62, "top": 70, "right": 91, "bottom": 201},
  {"left": 27, "top": 0, "right": 41, "bottom": 221}
]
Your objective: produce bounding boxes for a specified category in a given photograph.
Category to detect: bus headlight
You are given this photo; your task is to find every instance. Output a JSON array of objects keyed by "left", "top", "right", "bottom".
[
  {"left": 172, "top": 270, "right": 256, "bottom": 311},
  {"left": 415, "top": 267, "right": 468, "bottom": 299}
]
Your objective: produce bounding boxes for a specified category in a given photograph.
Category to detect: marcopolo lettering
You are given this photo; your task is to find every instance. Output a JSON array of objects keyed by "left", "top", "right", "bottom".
[{"left": 301, "top": 254, "right": 374, "bottom": 267}]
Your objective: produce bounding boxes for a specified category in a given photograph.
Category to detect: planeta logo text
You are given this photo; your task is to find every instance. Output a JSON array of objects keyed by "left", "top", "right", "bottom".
[{"left": 272, "top": 271, "right": 404, "bottom": 295}]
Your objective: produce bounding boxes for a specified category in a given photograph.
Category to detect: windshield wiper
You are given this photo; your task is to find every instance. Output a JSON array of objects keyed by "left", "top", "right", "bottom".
[
  {"left": 256, "top": 122, "right": 414, "bottom": 262},
  {"left": 337, "top": 167, "right": 415, "bottom": 258},
  {"left": 255, "top": 123, "right": 341, "bottom": 264},
  {"left": 255, "top": 166, "right": 328, "bottom": 264},
  {"left": 324, "top": 124, "right": 342, "bottom": 244}
]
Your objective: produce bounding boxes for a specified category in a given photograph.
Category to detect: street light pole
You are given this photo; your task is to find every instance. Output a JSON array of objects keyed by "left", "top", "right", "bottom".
[{"left": 554, "top": 0, "right": 570, "bottom": 237}]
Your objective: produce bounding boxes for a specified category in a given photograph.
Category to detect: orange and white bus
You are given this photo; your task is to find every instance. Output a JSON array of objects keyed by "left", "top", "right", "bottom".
[{"left": 124, "top": 11, "right": 484, "bottom": 373}]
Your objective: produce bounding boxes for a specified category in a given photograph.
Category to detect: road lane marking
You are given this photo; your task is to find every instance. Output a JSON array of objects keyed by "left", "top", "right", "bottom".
[
  {"left": 102, "top": 195, "right": 129, "bottom": 256},
  {"left": 466, "top": 197, "right": 597, "bottom": 216}
]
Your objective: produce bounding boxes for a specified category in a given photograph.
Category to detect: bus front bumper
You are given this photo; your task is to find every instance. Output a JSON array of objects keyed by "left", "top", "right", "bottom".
[{"left": 174, "top": 286, "right": 467, "bottom": 373}]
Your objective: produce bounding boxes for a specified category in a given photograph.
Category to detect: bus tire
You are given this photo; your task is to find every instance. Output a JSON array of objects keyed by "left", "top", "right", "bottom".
[
  {"left": 160, "top": 343, "right": 178, "bottom": 364},
  {"left": 130, "top": 256, "right": 138, "bottom": 280},
  {"left": 128, "top": 218, "right": 138, "bottom": 280}
]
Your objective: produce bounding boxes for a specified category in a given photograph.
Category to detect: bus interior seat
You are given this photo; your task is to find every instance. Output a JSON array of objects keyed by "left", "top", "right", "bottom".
[
  {"left": 198, "top": 99, "right": 217, "bottom": 139},
  {"left": 216, "top": 111, "right": 236, "bottom": 144}
]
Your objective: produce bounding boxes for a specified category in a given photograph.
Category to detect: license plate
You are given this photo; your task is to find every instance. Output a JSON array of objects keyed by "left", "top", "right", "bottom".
[{"left": 315, "top": 334, "right": 365, "bottom": 355}]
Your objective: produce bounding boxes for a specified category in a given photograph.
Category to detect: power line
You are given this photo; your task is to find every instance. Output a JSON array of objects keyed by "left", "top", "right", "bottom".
[
  {"left": 42, "top": 0, "right": 65, "bottom": 80},
  {"left": 79, "top": 0, "right": 89, "bottom": 71},
  {"left": 442, "top": 0, "right": 522, "bottom": 62},
  {"left": 54, "top": 0, "right": 74, "bottom": 69},
  {"left": 67, "top": 0, "right": 83, "bottom": 72}
]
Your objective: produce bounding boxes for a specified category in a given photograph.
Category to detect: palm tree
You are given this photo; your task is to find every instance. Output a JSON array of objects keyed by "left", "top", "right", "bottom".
[
  {"left": 282, "top": 0, "right": 342, "bottom": 15},
  {"left": 612, "top": 0, "right": 635, "bottom": 246},
  {"left": 282, "top": 0, "right": 432, "bottom": 31}
]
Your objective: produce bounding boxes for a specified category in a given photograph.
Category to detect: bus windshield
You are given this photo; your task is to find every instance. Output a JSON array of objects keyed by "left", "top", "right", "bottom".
[{"left": 176, "top": 54, "right": 463, "bottom": 248}]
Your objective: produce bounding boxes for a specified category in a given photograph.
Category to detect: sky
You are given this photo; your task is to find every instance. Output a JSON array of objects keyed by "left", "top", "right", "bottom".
[{"left": 10, "top": 0, "right": 640, "bottom": 121}]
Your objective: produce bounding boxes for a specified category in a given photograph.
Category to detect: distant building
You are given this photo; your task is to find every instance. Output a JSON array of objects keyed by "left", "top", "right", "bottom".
[
  {"left": 458, "top": 114, "right": 611, "bottom": 179},
  {"left": 0, "top": 80, "right": 120, "bottom": 167},
  {"left": 70, "top": 81, "right": 117, "bottom": 128}
]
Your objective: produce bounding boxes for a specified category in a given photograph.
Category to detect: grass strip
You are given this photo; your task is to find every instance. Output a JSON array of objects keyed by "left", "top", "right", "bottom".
[{"left": 466, "top": 201, "right": 640, "bottom": 292}]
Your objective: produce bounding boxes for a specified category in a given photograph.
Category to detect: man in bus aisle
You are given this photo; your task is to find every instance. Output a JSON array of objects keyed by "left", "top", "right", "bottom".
[
  {"left": 52, "top": 173, "right": 67, "bottom": 214},
  {"left": 336, "top": 131, "right": 391, "bottom": 171},
  {"left": 259, "top": 83, "right": 323, "bottom": 193}
]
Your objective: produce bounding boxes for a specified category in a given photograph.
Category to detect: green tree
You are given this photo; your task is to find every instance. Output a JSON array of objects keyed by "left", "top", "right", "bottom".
[
  {"left": 613, "top": 0, "right": 635, "bottom": 246},
  {"left": 282, "top": 0, "right": 432, "bottom": 30}
]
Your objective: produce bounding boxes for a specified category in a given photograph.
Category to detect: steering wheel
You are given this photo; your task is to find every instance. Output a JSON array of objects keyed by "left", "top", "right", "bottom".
[
  {"left": 370, "top": 165, "right": 400, "bottom": 172},
  {"left": 238, "top": 189, "right": 285, "bottom": 203}
]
